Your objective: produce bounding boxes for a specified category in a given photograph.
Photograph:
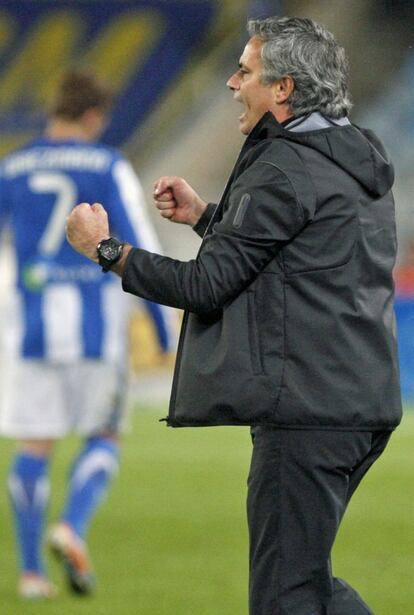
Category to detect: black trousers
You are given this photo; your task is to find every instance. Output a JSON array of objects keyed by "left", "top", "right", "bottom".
[{"left": 248, "top": 427, "right": 392, "bottom": 615}]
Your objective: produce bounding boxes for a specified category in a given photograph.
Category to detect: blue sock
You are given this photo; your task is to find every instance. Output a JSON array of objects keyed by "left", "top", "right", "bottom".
[
  {"left": 8, "top": 453, "right": 50, "bottom": 575},
  {"left": 61, "top": 437, "right": 119, "bottom": 539}
]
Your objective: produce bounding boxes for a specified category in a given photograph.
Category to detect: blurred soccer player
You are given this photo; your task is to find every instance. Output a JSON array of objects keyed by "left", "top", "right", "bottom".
[{"left": 0, "top": 70, "right": 176, "bottom": 599}]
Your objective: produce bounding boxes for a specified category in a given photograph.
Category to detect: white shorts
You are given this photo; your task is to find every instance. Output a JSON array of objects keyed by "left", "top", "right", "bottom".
[{"left": 0, "top": 359, "right": 126, "bottom": 439}]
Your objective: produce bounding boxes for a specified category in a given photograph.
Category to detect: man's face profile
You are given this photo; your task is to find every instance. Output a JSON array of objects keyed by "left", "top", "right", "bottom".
[{"left": 226, "top": 37, "right": 276, "bottom": 135}]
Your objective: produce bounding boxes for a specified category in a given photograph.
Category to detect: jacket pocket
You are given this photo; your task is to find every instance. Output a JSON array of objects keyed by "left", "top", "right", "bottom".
[{"left": 247, "top": 289, "right": 263, "bottom": 375}]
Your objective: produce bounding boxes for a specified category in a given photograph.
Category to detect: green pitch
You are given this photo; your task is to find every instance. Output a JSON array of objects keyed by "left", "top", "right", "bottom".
[{"left": 0, "top": 406, "right": 413, "bottom": 615}]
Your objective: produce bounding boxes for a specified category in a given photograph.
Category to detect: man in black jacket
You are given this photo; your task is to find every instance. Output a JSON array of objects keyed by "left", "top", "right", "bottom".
[{"left": 66, "top": 16, "right": 402, "bottom": 615}]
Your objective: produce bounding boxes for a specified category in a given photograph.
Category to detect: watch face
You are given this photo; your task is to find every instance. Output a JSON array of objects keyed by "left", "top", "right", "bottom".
[
  {"left": 97, "top": 238, "right": 123, "bottom": 270},
  {"left": 101, "top": 242, "right": 119, "bottom": 260}
]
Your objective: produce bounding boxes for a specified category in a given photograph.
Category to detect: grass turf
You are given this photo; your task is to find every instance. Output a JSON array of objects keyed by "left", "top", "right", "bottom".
[{"left": 0, "top": 406, "right": 413, "bottom": 614}]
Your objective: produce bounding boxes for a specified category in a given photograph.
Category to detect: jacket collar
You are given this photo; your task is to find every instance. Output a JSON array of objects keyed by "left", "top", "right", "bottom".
[
  {"left": 246, "top": 111, "right": 352, "bottom": 144},
  {"left": 245, "top": 112, "right": 282, "bottom": 144}
]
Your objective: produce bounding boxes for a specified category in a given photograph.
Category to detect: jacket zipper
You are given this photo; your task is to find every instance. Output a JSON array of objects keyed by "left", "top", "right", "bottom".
[{"left": 165, "top": 310, "right": 190, "bottom": 424}]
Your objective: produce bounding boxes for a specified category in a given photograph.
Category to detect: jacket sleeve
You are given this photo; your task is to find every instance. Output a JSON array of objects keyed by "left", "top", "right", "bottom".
[
  {"left": 122, "top": 158, "right": 314, "bottom": 314},
  {"left": 192, "top": 202, "right": 217, "bottom": 238}
]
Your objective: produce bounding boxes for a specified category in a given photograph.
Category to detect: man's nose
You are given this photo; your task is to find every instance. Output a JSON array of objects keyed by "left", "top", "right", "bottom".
[{"left": 226, "top": 73, "right": 239, "bottom": 90}]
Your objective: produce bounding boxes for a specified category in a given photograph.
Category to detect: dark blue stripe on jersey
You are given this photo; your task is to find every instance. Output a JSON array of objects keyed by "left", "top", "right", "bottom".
[
  {"left": 22, "top": 291, "right": 44, "bottom": 357},
  {"left": 81, "top": 284, "right": 103, "bottom": 357}
]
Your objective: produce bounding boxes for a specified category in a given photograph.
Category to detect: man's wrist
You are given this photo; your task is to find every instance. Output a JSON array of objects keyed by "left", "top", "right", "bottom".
[
  {"left": 190, "top": 200, "right": 208, "bottom": 227},
  {"left": 109, "top": 243, "right": 133, "bottom": 277},
  {"left": 193, "top": 203, "right": 216, "bottom": 237}
]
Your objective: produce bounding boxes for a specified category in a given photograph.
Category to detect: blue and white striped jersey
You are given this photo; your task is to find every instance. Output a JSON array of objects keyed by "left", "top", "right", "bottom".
[{"left": 0, "top": 137, "right": 176, "bottom": 362}]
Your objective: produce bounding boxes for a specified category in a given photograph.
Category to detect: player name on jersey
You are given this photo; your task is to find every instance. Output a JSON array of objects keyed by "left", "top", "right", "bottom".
[{"left": 3, "top": 147, "right": 111, "bottom": 178}]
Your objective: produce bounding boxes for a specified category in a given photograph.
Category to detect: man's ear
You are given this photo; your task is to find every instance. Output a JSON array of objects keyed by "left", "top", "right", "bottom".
[{"left": 272, "top": 76, "right": 294, "bottom": 104}]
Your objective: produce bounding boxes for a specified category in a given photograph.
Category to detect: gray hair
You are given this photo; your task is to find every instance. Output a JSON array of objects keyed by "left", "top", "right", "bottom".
[{"left": 247, "top": 16, "right": 352, "bottom": 118}]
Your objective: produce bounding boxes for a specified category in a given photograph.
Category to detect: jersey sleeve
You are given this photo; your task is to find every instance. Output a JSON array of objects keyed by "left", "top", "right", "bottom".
[
  {"left": 107, "top": 158, "right": 161, "bottom": 250},
  {"left": 106, "top": 157, "right": 177, "bottom": 352}
]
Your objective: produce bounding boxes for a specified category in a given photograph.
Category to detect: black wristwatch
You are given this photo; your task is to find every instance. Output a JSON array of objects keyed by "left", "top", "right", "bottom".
[{"left": 96, "top": 237, "right": 124, "bottom": 272}]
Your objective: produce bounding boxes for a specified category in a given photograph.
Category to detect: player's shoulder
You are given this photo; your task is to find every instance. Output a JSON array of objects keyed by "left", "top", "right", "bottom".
[
  {"left": 0, "top": 137, "right": 42, "bottom": 179},
  {"left": 94, "top": 143, "right": 133, "bottom": 172},
  {"left": 1, "top": 137, "right": 41, "bottom": 163},
  {"left": 89, "top": 141, "right": 119, "bottom": 156}
]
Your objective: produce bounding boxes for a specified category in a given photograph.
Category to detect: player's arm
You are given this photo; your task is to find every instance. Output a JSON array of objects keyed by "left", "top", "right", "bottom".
[
  {"left": 0, "top": 171, "right": 11, "bottom": 235},
  {"left": 143, "top": 299, "right": 177, "bottom": 355}
]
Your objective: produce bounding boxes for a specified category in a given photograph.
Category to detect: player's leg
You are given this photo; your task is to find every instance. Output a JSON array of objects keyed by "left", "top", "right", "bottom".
[
  {"left": 48, "top": 360, "right": 124, "bottom": 594},
  {"left": 8, "top": 439, "right": 57, "bottom": 599},
  {"left": 48, "top": 433, "right": 119, "bottom": 593},
  {"left": 60, "top": 433, "right": 119, "bottom": 539},
  {"left": 1, "top": 360, "right": 68, "bottom": 599},
  {"left": 247, "top": 427, "right": 390, "bottom": 615}
]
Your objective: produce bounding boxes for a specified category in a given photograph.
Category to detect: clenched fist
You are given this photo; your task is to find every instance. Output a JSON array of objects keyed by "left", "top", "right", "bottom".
[
  {"left": 153, "top": 177, "right": 207, "bottom": 227},
  {"left": 66, "top": 202, "right": 110, "bottom": 262}
]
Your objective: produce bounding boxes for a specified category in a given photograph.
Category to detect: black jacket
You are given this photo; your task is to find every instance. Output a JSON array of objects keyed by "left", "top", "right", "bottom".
[{"left": 123, "top": 112, "right": 402, "bottom": 430}]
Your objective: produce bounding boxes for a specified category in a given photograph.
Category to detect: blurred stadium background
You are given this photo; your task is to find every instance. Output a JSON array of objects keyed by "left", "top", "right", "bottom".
[{"left": 0, "top": 0, "right": 413, "bottom": 613}]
